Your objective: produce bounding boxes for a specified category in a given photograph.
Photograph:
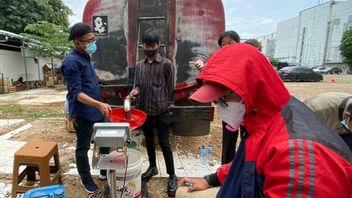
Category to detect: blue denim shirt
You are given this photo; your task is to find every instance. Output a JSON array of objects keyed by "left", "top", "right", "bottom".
[{"left": 61, "top": 49, "right": 103, "bottom": 121}]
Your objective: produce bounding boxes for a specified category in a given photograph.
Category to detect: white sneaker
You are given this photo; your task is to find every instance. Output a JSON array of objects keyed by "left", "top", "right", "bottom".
[{"left": 98, "top": 174, "right": 107, "bottom": 180}]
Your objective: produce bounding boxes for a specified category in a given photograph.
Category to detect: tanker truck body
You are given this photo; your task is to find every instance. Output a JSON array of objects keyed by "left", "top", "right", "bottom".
[{"left": 83, "top": 0, "right": 225, "bottom": 136}]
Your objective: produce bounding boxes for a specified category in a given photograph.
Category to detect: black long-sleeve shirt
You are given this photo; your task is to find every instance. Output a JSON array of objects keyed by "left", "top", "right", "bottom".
[{"left": 134, "top": 54, "right": 175, "bottom": 115}]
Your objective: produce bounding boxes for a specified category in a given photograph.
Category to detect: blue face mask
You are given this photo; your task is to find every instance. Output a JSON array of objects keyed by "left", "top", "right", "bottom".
[
  {"left": 341, "top": 117, "right": 350, "bottom": 130},
  {"left": 85, "top": 42, "right": 97, "bottom": 54}
]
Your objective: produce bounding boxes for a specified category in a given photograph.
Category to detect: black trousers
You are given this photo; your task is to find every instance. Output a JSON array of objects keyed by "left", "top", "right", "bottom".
[
  {"left": 340, "top": 133, "right": 352, "bottom": 152},
  {"left": 73, "top": 117, "right": 110, "bottom": 181},
  {"left": 143, "top": 111, "right": 175, "bottom": 175},
  {"left": 221, "top": 122, "right": 246, "bottom": 165}
]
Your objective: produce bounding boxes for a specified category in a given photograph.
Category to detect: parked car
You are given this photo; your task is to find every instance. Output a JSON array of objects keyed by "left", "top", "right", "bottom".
[
  {"left": 325, "top": 67, "right": 342, "bottom": 74},
  {"left": 312, "top": 66, "right": 326, "bottom": 72},
  {"left": 278, "top": 66, "right": 323, "bottom": 82},
  {"left": 314, "top": 67, "right": 343, "bottom": 74},
  {"left": 316, "top": 67, "right": 331, "bottom": 74},
  {"left": 277, "top": 62, "right": 298, "bottom": 70}
]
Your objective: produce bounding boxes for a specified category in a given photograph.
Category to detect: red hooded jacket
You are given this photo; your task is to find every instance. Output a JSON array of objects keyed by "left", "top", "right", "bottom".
[{"left": 198, "top": 43, "right": 352, "bottom": 197}]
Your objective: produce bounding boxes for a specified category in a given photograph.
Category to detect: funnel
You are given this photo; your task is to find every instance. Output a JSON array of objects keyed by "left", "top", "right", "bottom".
[{"left": 108, "top": 108, "right": 147, "bottom": 131}]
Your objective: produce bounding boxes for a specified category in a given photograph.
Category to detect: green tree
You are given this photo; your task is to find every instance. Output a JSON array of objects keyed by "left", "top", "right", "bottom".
[
  {"left": 269, "top": 57, "right": 280, "bottom": 68},
  {"left": 340, "top": 29, "right": 352, "bottom": 68},
  {"left": 0, "top": 0, "right": 72, "bottom": 34},
  {"left": 21, "top": 21, "right": 73, "bottom": 59}
]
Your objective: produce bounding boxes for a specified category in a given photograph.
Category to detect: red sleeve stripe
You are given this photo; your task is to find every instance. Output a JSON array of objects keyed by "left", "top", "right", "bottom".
[
  {"left": 287, "top": 139, "right": 315, "bottom": 198},
  {"left": 297, "top": 139, "right": 305, "bottom": 198},
  {"left": 307, "top": 140, "right": 315, "bottom": 198},
  {"left": 287, "top": 139, "right": 295, "bottom": 198}
]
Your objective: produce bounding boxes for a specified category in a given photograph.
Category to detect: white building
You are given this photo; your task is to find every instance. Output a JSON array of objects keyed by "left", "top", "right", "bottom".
[
  {"left": 0, "top": 30, "right": 61, "bottom": 88},
  {"left": 274, "top": 0, "right": 352, "bottom": 68},
  {"left": 256, "top": 33, "right": 276, "bottom": 59}
]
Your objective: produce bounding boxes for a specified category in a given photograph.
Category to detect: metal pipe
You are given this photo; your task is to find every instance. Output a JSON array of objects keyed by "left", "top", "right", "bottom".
[
  {"left": 138, "top": 16, "right": 166, "bottom": 20},
  {"left": 51, "top": 58, "right": 55, "bottom": 84},
  {"left": 110, "top": 170, "right": 117, "bottom": 198},
  {"left": 36, "top": 59, "right": 41, "bottom": 81},
  {"left": 21, "top": 43, "right": 29, "bottom": 90},
  {"left": 0, "top": 72, "right": 4, "bottom": 94}
]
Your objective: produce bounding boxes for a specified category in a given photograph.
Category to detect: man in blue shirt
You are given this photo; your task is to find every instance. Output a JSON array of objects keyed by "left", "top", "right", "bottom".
[{"left": 61, "top": 23, "right": 111, "bottom": 194}]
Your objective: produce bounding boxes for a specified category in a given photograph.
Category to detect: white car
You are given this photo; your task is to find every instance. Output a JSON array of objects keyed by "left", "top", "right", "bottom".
[{"left": 312, "top": 66, "right": 326, "bottom": 72}]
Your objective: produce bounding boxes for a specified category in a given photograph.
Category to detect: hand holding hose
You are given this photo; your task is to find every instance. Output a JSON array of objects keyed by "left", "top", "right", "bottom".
[{"left": 128, "top": 88, "right": 139, "bottom": 101}]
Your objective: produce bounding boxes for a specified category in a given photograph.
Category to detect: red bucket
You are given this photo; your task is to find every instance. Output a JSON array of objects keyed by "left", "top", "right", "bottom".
[{"left": 108, "top": 108, "right": 147, "bottom": 131}]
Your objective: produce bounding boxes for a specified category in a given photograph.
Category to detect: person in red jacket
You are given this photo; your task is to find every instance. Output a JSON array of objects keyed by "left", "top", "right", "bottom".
[{"left": 177, "top": 43, "right": 352, "bottom": 197}]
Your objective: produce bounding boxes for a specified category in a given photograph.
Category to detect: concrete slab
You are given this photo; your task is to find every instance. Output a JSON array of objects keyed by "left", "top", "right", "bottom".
[
  {"left": 0, "top": 88, "right": 66, "bottom": 105},
  {"left": 0, "top": 123, "right": 32, "bottom": 141},
  {"left": 0, "top": 119, "right": 25, "bottom": 128}
]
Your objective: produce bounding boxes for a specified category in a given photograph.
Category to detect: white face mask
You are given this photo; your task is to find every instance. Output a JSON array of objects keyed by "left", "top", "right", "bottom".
[{"left": 216, "top": 101, "right": 246, "bottom": 130}]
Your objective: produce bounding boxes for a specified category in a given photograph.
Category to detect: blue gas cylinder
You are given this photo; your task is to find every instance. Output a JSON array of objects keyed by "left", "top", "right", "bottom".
[{"left": 23, "top": 185, "right": 66, "bottom": 198}]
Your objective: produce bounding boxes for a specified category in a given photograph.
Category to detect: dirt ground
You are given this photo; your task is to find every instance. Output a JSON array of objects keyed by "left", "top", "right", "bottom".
[{"left": 0, "top": 74, "right": 351, "bottom": 197}]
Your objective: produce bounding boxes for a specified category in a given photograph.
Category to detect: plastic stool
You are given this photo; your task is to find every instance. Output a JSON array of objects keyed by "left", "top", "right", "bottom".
[{"left": 11, "top": 140, "right": 62, "bottom": 198}]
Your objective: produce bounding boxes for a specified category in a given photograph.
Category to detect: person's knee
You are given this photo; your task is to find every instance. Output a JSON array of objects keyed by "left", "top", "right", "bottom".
[
  {"left": 159, "top": 140, "right": 172, "bottom": 151},
  {"left": 76, "top": 146, "right": 90, "bottom": 156}
]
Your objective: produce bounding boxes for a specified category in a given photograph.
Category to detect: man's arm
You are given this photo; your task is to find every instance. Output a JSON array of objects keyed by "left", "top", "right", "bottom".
[
  {"left": 129, "top": 65, "right": 141, "bottom": 99},
  {"left": 165, "top": 60, "right": 175, "bottom": 99},
  {"left": 262, "top": 140, "right": 352, "bottom": 198},
  {"left": 77, "top": 93, "right": 111, "bottom": 117},
  {"left": 178, "top": 162, "right": 232, "bottom": 192},
  {"left": 62, "top": 60, "right": 111, "bottom": 117}
]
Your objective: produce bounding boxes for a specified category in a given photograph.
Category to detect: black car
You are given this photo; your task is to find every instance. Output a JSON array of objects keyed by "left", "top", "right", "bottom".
[
  {"left": 278, "top": 66, "right": 323, "bottom": 82},
  {"left": 326, "top": 67, "right": 343, "bottom": 74},
  {"left": 277, "top": 62, "right": 297, "bottom": 70}
]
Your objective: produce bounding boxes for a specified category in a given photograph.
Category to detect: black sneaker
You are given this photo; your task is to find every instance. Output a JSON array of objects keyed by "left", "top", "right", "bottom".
[
  {"left": 142, "top": 166, "right": 158, "bottom": 181},
  {"left": 167, "top": 175, "right": 178, "bottom": 197},
  {"left": 80, "top": 178, "right": 100, "bottom": 193}
]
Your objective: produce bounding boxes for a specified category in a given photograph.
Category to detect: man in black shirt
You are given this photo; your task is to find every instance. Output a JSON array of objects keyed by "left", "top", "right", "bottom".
[{"left": 129, "top": 29, "right": 177, "bottom": 197}]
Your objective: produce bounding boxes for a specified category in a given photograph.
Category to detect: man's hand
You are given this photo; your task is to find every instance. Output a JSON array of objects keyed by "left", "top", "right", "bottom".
[
  {"left": 77, "top": 93, "right": 112, "bottom": 117},
  {"left": 189, "top": 59, "right": 205, "bottom": 71},
  {"left": 98, "top": 102, "right": 112, "bottom": 117},
  {"left": 178, "top": 177, "right": 211, "bottom": 192},
  {"left": 128, "top": 89, "right": 139, "bottom": 100}
]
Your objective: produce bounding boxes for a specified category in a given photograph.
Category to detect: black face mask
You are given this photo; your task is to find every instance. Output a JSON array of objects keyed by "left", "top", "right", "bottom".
[{"left": 144, "top": 49, "right": 158, "bottom": 58}]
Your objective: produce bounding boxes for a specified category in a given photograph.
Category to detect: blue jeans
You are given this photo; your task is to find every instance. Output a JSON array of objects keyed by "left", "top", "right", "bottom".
[{"left": 73, "top": 117, "right": 110, "bottom": 181}]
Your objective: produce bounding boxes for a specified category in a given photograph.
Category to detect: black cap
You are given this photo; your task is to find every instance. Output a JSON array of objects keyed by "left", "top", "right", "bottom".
[{"left": 68, "top": 23, "right": 93, "bottom": 41}]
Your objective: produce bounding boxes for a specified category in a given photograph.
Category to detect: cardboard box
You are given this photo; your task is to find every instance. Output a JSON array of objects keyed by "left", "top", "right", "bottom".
[
  {"left": 9, "top": 86, "right": 16, "bottom": 93},
  {"left": 15, "top": 85, "right": 26, "bottom": 92},
  {"left": 65, "top": 115, "right": 75, "bottom": 133},
  {"left": 45, "top": 77, "right": 54, "bottom": 87},
  {"left": 0, "top": 78, "right": 10, "bottom": 86}
]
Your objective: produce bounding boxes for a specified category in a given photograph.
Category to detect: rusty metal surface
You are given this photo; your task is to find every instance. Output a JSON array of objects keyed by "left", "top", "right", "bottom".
[{"left": 83, "top": 0, "right": 225, "bottom": 84}]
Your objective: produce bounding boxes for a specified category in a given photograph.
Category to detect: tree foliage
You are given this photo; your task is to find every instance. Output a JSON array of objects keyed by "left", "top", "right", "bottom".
[
  {"left": 269, "top": 57, "right": 280, "bottom": 67},
  {"left": 340, "top": 28, "right": 352, "bottom": 67},
  {"left": 0, "top": 0, "right": 73, "bottom": 34},
  {"left": 21, "top": 21, "right": 73, "bottom": 59}
]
